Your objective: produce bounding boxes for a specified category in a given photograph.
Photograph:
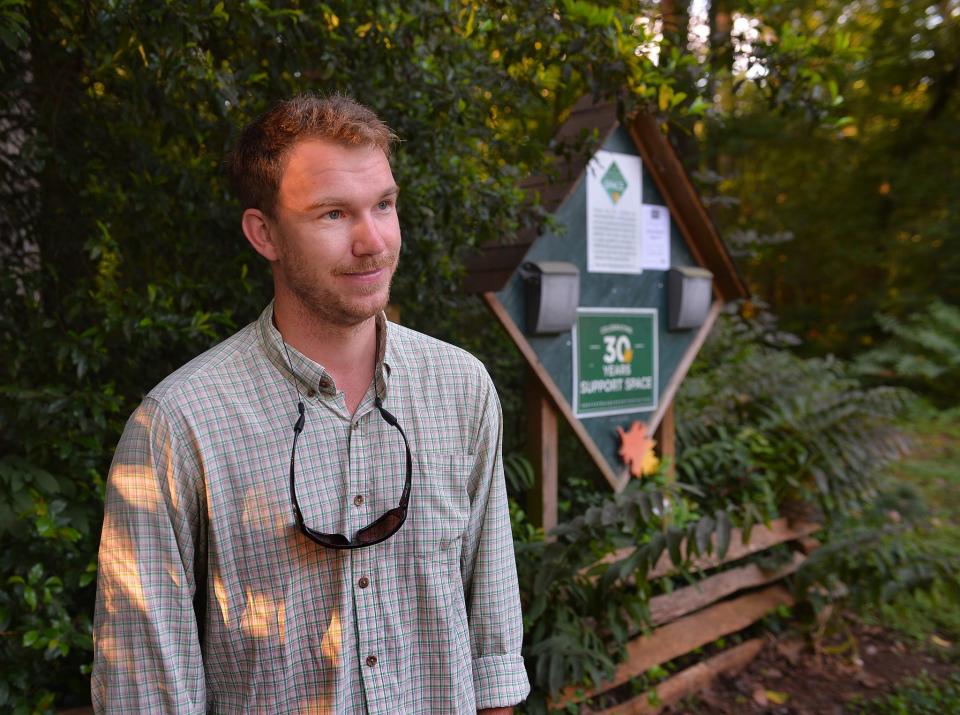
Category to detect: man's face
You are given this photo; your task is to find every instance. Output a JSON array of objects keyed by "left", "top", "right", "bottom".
[{"left": 267, "top": 138, "right": 401, "bottom": 328}]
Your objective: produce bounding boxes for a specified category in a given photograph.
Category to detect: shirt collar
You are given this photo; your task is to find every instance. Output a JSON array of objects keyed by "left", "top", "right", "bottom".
[{"left": 257, "top": 301, "right": 393, "bottom": 402}]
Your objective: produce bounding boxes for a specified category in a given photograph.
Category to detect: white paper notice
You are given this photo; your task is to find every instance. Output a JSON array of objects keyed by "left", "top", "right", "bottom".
[
  {"left": 586, "top": 150, "right": 643, "bottom": 274},
  {"left": 639, "top": 204, "right": 671, "bottom": 270}
]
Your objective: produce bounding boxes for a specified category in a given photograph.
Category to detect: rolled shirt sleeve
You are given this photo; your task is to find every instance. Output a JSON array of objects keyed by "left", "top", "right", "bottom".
[
  {"left": 92, "top": 397, "right": 206, "bottom": 714},
  {"left": 462, "top": 373, "right": 531, "bottom": 709}
]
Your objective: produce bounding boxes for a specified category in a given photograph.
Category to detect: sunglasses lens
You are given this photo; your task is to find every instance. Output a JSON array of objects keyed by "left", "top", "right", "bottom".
[
  {"left": 308, "top": 530, "right": 351, "bottom": 548},
  {"left": 356, "top": 508, "right": 406, "bottom": 544}
]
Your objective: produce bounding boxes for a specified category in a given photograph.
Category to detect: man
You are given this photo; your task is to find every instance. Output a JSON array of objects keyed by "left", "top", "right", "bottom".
[{"left": 92, "top": 94, "right": 530, "bottom": 714}]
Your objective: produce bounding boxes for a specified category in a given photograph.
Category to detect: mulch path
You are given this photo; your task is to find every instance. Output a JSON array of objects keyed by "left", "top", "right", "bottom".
[{"left": 663, "top": 617, "right": 958, "bottom": 714}]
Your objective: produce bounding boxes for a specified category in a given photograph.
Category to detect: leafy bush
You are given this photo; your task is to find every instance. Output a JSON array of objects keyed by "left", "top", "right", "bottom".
[
  {"left": 511, "top": 470, "right": 732, "bottom": 714},
  {"left": 793, "top": 491, "right": 960, "bottom": 615},
  {"left": 676, "top": 302, "right": 910, "bottom": 527},
  {"left": 799, "top": 406, "right": 960, "bottom": 652},
  {"left": 856, "top": 301, "right": 960, "bottom": 407}
]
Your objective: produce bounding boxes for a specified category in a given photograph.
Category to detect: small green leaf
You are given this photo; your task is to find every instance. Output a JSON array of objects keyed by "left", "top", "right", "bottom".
[
  {"left": 647, "top": 532, "right": 666, "bottom": 567},
  {"left": 666, "top": 527, "right": 684, "bottom": 568},
  {"left": 715, "top": 510, "right": 732, "bottom": 561},
  {"left": 696, "top": 515, "right": 715, "bottom": 556}
]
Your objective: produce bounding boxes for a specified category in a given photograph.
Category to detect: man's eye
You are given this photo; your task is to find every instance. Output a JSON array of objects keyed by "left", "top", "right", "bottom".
[
  {"left": 378, "top": 200, "right": 393, "bottom": 211},
  {"left": 325, "top": 209, "right": 343, "bottom": 220}
]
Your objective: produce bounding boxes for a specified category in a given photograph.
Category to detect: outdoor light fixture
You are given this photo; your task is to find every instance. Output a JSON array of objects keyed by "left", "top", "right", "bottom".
[
  {"left": 668, "top": 266, "right": 714, "bottom": 331},
  {"left": 520, "top": 261, "right": 580, "bottom": 335}
]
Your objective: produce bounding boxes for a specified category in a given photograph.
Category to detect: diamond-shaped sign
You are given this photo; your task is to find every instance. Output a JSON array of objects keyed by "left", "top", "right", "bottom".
[{"left": 601, "top": 161, "right": 628, "bottom": 204}]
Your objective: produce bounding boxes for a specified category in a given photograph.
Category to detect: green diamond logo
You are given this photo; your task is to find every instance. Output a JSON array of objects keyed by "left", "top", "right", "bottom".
[{"left": 601, "top": 161, "right": 628, "bottom": 205}]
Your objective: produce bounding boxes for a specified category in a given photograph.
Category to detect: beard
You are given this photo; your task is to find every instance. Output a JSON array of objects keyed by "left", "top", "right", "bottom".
[{"left": 279, "top": 247, "right": 399, "bottom": 329}]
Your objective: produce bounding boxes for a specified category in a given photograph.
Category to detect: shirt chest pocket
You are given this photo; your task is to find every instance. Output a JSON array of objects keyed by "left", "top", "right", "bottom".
[{"left": 406, "top": 452, "right": 472, "bottom": 560}]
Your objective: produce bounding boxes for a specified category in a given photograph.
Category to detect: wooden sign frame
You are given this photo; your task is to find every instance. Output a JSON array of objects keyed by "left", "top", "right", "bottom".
[{"left": 465, "top": 105, "right": 748, "bottom": 532}]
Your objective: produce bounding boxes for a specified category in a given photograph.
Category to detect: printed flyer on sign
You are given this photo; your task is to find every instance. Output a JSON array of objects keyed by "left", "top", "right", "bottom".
[
  {"left": 572, "top": 308, "right": 659, "bottom": 418},
  {"left": 639, "top": 203, "right": 671, "bottom": 270},
  {"left": 585, "top": 150, "right": 643, "bottom": 274}
]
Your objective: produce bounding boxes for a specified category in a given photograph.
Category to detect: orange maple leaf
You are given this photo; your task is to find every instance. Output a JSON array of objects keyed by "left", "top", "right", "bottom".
[{"left": 616, "top": 421, "right": 659, "bottom": 478}]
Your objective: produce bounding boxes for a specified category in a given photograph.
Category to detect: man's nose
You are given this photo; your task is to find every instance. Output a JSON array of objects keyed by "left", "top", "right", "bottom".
[{"left": 351, "top": 212, "right": 388, "bottom": 256}]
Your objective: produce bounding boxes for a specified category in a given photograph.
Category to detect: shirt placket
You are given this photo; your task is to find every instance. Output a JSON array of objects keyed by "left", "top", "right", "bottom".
[{"left": 349, "top": 410, "right": 389, "bottom": 712}]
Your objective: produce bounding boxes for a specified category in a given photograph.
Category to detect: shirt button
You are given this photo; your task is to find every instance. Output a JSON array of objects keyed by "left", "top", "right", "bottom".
[
  {"left": 358, "top": 576, "right": 369, "bottom": 589},
  {"left": 353, "top": 495, "right": 364, "bottom": 507},
  {"left": 306, "top": 389, "right": 317, "bottom": 398},
  {"left": 351, "top": 421, "right": 360, "bottom": 430},
  {"left": 366, "top": 655, "right": 377, "bottom": 668}
]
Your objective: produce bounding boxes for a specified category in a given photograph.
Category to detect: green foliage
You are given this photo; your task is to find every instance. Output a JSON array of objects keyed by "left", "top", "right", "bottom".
[
  {"left": 796, "top": 406, "right": 960, "bottom": 649},
  {"left": 856, "top": 301, "right": 960, "bottom": 406},
  {"left": 855, "top": 407, "right": 960, "bottom": 653},
  {"left": 866, "top": 582, "right": 960, "bottom": 657},
  {"left": 846, "top": 672, "right": 960, "bottom": 715},
  {"left": 691, "top": 0, "right": 960, "bottom": 357},
  {"left": 510, "top": 461, "right": 736, "bottom": 713},
  {"left": 0, "top": 0, "right": 27, "bottom": 57},
  {"left": 794, "top": 499, "right": 960, "bottom": 614},
  {"left": 676, "top": 302, "right": 911, "bottom": 526}
]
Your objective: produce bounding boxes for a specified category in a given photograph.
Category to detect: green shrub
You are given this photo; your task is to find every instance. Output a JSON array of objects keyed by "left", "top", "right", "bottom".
[
  {"left": 856, "top": 301, "right": 960, "bottom": 407},
  {"left": 676, "top": 302, "right": 911, "bottom": 527},
  {"left": 512, "top": 470, "right": 733, "bottom": 713}
]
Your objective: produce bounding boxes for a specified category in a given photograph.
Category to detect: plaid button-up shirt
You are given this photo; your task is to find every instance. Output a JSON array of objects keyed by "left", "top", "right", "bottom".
[{"left": 92, "top": 303, "right": 529, "bottom": 713}]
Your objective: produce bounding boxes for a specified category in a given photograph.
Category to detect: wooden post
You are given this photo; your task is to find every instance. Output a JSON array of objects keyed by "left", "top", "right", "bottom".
[
  {"left": 525, "top": 368, "right": 558, "bottom": 534},
  {"left": 655, "top": 401, "right": 676, "bottom": 478}
]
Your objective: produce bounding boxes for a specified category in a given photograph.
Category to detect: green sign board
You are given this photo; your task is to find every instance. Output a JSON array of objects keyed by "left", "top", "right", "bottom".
[{"left": 573, "top": 308, "right": 658, "bottom": 418}]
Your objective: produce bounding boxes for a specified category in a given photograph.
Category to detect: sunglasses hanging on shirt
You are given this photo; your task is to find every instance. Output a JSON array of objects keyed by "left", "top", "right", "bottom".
[{"left": 282, "top": 339, "right": 412, "bottom": 550}]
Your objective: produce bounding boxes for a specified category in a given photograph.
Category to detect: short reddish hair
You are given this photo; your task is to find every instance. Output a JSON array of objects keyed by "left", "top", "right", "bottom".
[{"left": 226, "top": 94, "right": 397, "bottom": 216}]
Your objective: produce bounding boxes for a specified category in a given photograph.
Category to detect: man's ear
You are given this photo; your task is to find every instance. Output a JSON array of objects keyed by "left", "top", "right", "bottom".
[{"left": 241, "top": 208, "right": 280, "bottom": 262}]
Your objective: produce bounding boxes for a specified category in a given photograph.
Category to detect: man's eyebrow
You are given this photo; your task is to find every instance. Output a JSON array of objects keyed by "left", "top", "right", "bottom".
[{"left": 306, "top": 186, "right": 400, "bottom": 211}]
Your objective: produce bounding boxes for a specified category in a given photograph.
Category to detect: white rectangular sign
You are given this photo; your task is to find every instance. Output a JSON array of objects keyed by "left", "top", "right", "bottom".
[
  {"left": 586, "top": 150, "right": 643, "bottom": 274},
  {"left": 639, "top": 203, "right": 671, "bottom": 270}
]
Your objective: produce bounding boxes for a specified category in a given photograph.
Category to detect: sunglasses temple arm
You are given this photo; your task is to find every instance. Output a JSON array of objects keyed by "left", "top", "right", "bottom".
[
  {"left": 376, "top": 397, "right": 412, "bottom": 509},
  {"left": 290, "top": 402, "right": 306, "bottom": 526},
  {"left": 396, "top": 421, "right": 412, "bottom": 508}
]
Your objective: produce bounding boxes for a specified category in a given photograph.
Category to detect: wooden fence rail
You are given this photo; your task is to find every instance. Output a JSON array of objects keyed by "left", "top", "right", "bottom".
[{"left": 555, "top": 518, "right": 820, "bottom": 713}]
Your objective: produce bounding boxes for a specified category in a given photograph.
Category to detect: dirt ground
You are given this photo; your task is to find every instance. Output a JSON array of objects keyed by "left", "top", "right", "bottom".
[{"left": 663, "top": 617, "right": 958, "bottom": 714}]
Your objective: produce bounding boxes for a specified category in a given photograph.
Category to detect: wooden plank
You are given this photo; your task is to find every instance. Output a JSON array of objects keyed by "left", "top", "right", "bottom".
[
  {"left": 627, "top": 115, "right": 748, "bottom": 303},
  {"left": 653, "top": 402, "right": 676, "bottom": 483},
  {"left": 649, "top": 551, "right": 806, "bottom": 626},
  {"left": 555, "top": 584, "right": 794, "bottom": 708},
  {"left": 593, "top": 638, "right": 764, "bottom": 715},
  {"left": 525, "top": 371, "right": 559, "bottom": 534},
  {"left": 483, "top": 292, "right": 624, "bottom": 491},
  {"left": 594, "top": 518, "right": 820, "bottom": 580}
]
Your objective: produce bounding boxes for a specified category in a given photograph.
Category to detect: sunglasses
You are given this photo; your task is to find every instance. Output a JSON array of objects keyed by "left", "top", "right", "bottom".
[{"left": 288, "top": 395, "right": 412, "bottom": 549}]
